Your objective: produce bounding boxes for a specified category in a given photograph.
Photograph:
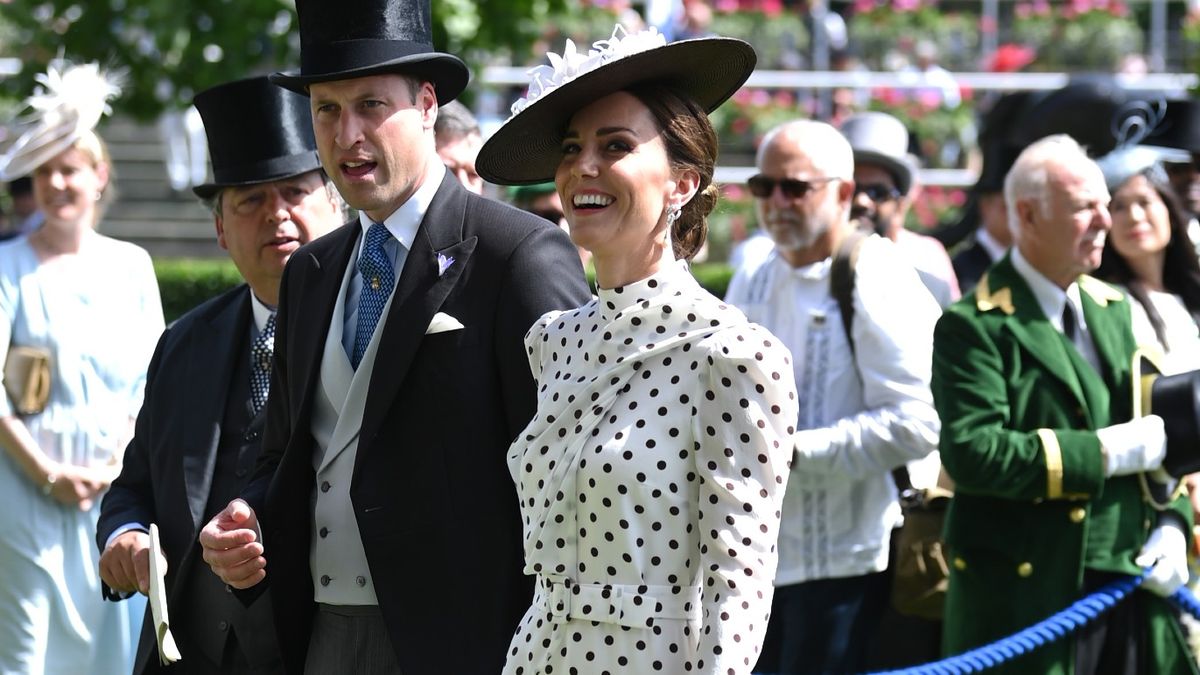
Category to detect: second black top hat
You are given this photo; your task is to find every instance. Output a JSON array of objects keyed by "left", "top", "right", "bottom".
[
  {"left": 269, "top": 0, "right": 468, "bottom": 103},
  {"left": 192, "top": 75, "right": 323, "bottom": 199}
]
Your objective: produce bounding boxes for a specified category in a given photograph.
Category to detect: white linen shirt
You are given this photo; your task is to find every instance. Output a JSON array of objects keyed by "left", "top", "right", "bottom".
[{"left": 725, "top": 235, "right": 942, "bottom": 584}]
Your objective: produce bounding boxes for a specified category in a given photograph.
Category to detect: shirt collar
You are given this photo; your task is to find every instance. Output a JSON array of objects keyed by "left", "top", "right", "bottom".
[
  {"left": 356, "top": 161, "right": 446, "bottom": 250},
  {"left": 249, "top": 291, "right": 275, "bottom": 334},
  {"left": 976, "top": 228, "right": 1008, "bottom": 262},
  {"left": 773, "top": 252, "right": 832, "bottom": 281},
  {"left": 1010, "top": 247, "right": 1081, "bottom": 332}
]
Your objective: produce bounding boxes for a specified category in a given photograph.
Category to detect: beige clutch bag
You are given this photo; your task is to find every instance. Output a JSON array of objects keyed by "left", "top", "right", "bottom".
[{"left": 3, "top": 345, "right": 51, "bottom": 416}]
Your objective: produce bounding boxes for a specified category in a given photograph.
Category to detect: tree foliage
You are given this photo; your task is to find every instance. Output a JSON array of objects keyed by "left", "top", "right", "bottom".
[{"left": 0, "top": 0, "right": 568, "bottom": 120}]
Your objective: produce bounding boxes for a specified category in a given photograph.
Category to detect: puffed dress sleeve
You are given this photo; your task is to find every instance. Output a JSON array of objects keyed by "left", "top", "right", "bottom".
[
  {"left": 523, "top": 309, "right": 566, "bottom": 383},
  {"left": 692, "top": 323, "right": 798, "bottom": 673}
]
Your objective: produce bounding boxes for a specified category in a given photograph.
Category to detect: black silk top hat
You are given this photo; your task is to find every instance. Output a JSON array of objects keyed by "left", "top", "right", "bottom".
[
  {"left": 973, "top": 91, "right": 1037, "bottom": 193},
  {"left": 192, "top": 75, "right": 323, "bottom": 199},
  {"left": 1133, "top": 350, "right": 1200, "bottom": 479},
  {"left": 476, "top": 25, "right": 756, "bottom": 185},
  {"left": 268, "top": 0, "right": 468, "bottom": 103}
]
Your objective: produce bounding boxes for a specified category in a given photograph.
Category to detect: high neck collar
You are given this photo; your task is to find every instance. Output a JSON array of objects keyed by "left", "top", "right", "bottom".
[{"left": 597, "top": 259, "right": 697, "bottom": 323}]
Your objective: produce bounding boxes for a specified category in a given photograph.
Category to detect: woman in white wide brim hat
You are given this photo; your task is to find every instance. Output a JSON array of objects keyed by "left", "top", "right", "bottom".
[
  {"left": 477, "top": 26, "right": 798, "bottom": 674},
  {"left": 0, "top": 62, "right": 163, "bottom": 674}
]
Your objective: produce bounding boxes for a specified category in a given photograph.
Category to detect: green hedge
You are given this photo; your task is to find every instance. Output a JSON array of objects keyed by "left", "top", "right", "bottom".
[
  {"left": 155, "top": 259, "right": 242, "bottom": 323},
  {"left": 155, "top": 259, "right": 737, "bottom": 324}
]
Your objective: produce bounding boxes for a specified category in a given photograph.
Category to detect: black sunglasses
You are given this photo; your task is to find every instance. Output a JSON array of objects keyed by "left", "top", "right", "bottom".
[
  {"left": 854, "top": 183, "right": 903, "bottom": 202},
  {"left": 747, "top": 174, "right": 840, "bottom": 199}
]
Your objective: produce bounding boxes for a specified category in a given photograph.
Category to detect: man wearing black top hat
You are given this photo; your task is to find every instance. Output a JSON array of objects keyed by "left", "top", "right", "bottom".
[
  {"left": 947, "top": 92, "right": 1035, "bottom": 294},
  {"left": 197, "top": 0, "right": 591, "bottom": 673},
  {"left": 96, "top": 75, "right": 344, "bottom": 674}
]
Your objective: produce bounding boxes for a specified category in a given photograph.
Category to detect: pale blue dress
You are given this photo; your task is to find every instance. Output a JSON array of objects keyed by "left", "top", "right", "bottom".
[{"left": 0, "top": 231, "right": 163, "bottom": 675}]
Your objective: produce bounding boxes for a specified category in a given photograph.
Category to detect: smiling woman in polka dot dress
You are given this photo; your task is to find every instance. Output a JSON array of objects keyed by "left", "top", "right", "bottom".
[{"left": 476, "top": 25, "right": 799, "bottom": 675}]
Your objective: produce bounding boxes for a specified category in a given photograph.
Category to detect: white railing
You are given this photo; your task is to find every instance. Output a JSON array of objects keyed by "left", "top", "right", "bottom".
[
  {"left": 481, "top": 67, "right": 1199, "bottom": 93},
  {"left": 479, "top": 68, "right": 1199, "bottom": 187}
]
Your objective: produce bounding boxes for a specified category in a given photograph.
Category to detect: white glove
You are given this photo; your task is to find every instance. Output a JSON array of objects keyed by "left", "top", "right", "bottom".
[
  {"left": 1136, "top": 516, "right": 1189, "bottom": 598},
  {"left": 1097, "top": 415, "right": 1166, "bottom": 477}
]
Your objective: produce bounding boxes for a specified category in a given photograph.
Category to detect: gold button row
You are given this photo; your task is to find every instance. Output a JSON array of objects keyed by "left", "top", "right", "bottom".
[{"left": 952, "top": 556, "right": 1034, "bottom": 577}]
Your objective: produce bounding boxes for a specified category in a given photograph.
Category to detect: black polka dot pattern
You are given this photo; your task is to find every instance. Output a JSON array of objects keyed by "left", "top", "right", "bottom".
[{"left": 505, "top": 261, "right": 799, "bottom": 674}]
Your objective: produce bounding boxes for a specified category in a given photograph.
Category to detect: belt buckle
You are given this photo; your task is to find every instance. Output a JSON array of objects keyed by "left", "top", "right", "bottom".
[{"left": 547, "top": 578, "right": 571, "bottom": 622}]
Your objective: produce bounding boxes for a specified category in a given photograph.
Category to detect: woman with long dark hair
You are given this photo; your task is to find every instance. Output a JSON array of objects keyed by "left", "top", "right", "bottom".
[{"left": 1096, "top": 145, "right": 1200, "bottom": 372}]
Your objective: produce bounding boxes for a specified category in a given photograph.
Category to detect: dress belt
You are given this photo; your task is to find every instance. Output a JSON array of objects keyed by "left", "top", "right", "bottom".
[{"left": 535, "top": 575, "right": 702, "bottom": 629}]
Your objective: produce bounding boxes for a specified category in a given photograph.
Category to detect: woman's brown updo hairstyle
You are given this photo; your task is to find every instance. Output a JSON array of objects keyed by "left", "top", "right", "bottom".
[{"left": 628, "top": 84, "right": 719, "bottom": 261}]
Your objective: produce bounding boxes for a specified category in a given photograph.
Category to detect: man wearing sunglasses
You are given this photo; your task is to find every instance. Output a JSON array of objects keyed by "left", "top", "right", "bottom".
[
  {"left": 841, "top": 112, "right": 960, "bottom": 308},
  {"left": 726, "top": 119, "right": 942, "bottom": 675}
]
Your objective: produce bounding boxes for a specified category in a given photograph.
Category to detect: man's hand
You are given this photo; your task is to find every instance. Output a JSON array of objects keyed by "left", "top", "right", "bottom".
[
  {"left": 1136, "top": 516, "right": 1189, "bottom": 598},
  {"left": 199, "top": 499, "right": 267, "bottom": 589},
  {"left": 99, "top": 530, "right": 154, "bottom": 596},
  {"left": 1098, "top": 415, "right": 1167, "bottom": 477}
]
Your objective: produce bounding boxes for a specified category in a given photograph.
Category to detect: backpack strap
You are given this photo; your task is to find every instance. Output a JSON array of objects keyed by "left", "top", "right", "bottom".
[
  {"left": 829, "top": 229, "right": 915, "bottom": 493},
  {"left": 829, "top": 228, "right": 869, "bottom": 356}
]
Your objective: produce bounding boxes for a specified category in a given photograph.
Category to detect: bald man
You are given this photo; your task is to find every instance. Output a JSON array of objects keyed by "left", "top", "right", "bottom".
[{"left": 725, "top": 120, "right": 941, "bottom": 674}]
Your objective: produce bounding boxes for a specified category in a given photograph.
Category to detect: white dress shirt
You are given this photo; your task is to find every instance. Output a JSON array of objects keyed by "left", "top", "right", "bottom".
[
  {"left": 725, "top": 234, "right": 942, "bottom": 584},
  {"left": 340, "top": 161, "right": 445, "bottom": 357},
  {"left": 1010, "top": 247, "right": 1101, "bottom": 373}
]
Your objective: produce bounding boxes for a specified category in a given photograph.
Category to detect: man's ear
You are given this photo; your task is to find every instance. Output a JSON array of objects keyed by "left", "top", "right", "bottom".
[
  {"left": 214, "top": 214, "right": 229, "bottom": 251},
  {"left": 903, "top": 183, "right": 922, "bottom": 208},
  {"left": 836, "top": 177, "right": 856, "bottom": 206},
  {"left": 1015, "top": 197, "right": 1037, "bottom": 232},
  {"left": 419, "top": 81, "right": 439, "bottom": 130}
]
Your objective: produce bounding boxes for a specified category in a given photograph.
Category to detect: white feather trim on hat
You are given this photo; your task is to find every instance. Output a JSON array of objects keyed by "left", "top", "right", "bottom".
[
  {"left": 0, "top": 62, "right": 122, "bottom": 181},
  {"left": 510, "top": 25, "right": 667, "bottom": 119}
]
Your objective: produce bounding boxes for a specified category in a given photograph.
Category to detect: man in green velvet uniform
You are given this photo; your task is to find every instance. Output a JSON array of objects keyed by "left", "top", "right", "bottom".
[{"left": 932, "top": 134, "right": 1197, "bottom": 674}]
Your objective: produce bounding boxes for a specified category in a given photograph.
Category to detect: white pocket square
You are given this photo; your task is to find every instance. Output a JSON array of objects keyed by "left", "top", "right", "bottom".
[{"left": 426, "top": 312, "right": 464, "bottom": 334}]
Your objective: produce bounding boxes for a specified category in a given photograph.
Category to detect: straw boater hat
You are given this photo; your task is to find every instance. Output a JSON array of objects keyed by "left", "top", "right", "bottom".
[
  {"left": 191, "top": 76, "right": 324, "bottom": 199},
  {"left": 0, "top": 62, "right": 121, "bottom": 181},
  {"left": 269, "top": 0, "right": 468, "bottom": 104},
  {"left": 476, "top": 25, "right": 757, "bottom": 186}
]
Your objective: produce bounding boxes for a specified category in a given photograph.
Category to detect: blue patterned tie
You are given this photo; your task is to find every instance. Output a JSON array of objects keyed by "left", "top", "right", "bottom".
[
  {"left": 250, "top": 313, "right": 276, "bottom": 416},
  {"left": 352, "top": 223, "right": 395, "bottom": 369}
]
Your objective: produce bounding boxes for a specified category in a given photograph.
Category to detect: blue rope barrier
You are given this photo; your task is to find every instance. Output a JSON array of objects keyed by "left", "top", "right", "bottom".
[
  {"left": 1171, "top": 585, "right": 1200, "bottom": 621},
  {"left": 866, "top": 572, "right": 1148, "bottom": 675}
]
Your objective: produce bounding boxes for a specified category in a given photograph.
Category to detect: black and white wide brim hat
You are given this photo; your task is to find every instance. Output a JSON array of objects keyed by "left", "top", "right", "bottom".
[{"left": 476, "top": 26, "right": 757, "bottom": 186}]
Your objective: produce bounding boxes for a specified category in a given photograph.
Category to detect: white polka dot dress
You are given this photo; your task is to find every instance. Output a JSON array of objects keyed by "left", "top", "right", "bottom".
[{"left": 505, "top": 260, "right": 799, "bottom": 674}]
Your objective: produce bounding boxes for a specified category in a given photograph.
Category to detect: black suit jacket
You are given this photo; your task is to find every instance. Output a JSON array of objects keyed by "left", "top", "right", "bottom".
[
  {"left": 97, "top": 285, "right": 279, "bottom": 674},
  {"left": 242, "top": 174, "right": 592, "bottom": 674},
  {"left": 951, "top": 238, "right": 995, "bottom": 295}
]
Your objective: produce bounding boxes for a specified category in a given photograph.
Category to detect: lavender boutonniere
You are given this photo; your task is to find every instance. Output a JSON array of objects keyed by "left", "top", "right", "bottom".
[{"left": 437, "top": 253, "right": 456, "bottom": 277}]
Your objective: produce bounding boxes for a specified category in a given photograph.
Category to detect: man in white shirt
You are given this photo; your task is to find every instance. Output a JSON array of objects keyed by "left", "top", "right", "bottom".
[{"left": 726, "top": 119, "right": 941, "bottom": 675}]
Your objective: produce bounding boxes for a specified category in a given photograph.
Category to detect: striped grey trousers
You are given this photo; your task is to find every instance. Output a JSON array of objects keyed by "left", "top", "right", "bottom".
[{"left": 305, "top": 604, "right": 402, "bottom": 674}]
